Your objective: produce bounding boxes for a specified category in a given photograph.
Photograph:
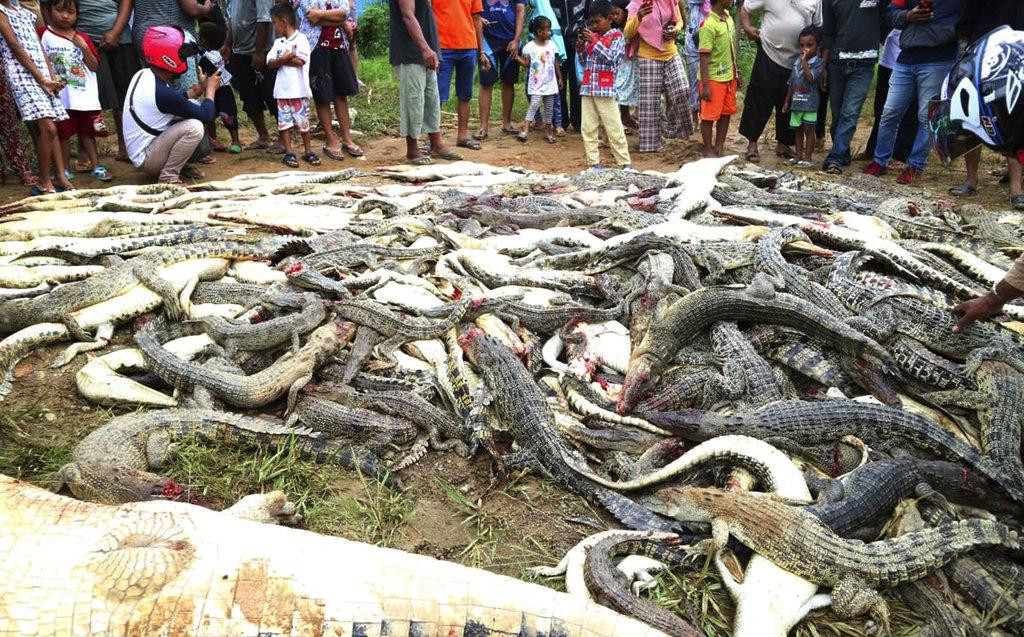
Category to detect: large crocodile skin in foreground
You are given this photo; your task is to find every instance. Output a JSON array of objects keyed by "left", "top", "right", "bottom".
[{"left": 0, "top": 475, "right": 666, "bottom": 637}]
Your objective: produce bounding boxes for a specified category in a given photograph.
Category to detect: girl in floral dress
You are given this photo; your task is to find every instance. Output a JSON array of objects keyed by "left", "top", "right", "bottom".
[{"left": 0, "top": 0, "right": 71, "bottom": 193}]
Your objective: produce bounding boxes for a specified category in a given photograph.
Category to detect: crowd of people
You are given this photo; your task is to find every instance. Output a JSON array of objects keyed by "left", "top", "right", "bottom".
[{"left": 0, "top": 0, "right": 1020, "bottom": 204}]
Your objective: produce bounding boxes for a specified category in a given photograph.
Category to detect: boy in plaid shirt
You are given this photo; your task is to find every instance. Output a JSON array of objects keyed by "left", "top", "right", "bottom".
[{"left": 577, "top": 0, "right": 632, "bottom": 169}]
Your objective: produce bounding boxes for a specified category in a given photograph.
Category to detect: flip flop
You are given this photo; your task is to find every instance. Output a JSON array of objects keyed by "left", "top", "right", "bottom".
[
  {"left": 282, "top": 152, "right": 300, "bottom": 168},
  {"left": 267, "top": 144, "right": 286, "bottom": 155},
  {"left": 432, "top": 149, "right": 463, "bottom": 161},
  {"left": 472, "top": 129, "right": 488, "bottom": 141},
  {"left": 229, "top": 144, "right": 242, "bottom": 154},
  {"left": 322, "top": 146, "right": 346, "bottom": 161},
  {"left": 948, "top": 182, "right": 978, "bottom": 196},
  {"left": 29, "top": 185, "right": 55, "bottom": 196},
  {"left": 180, "top": 165, "right": 205, "bottom": 181},
  {"left": 198, "top": 155, "right": 217, "bottom": 165},
  {"left": 405, "top": 155, "right": 434, "bottom": 165},
  {"left": 302, "top": 151, "right": 321, "bottom": 166},
  {"left": 243, "top": 140, "right": 270, "bottom": 151},
  {"left": 745, "top": 149, "right": 761, "bottom": 163},
  {"left": 341, "top": 144, "right": 364, "bottom": 157},
  {"left": 456, "top": 138, "right": 481, "bottom": 150},
  {"left": 501, "top": 126, "right": 519, "bottom": 135},
  {"left": 775, "top": 146, "right": 796, "bottom": 160},
  {"left": 545, "top": 134, "right": 557, "bottom": 144}
]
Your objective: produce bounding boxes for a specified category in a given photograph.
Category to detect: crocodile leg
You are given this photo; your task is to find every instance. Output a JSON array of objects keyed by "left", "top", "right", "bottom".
[
  {"left": 830, "top": 577, "right": 891, "bottom": 636},
  {"left": 134, "top": 260, "right": 187, "bottom": 321}
]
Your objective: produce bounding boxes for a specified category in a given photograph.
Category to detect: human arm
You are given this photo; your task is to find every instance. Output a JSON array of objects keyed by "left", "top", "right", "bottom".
[
  {"left": 513, "top": 43, "right": 531, "bottom": 68},
  {"left": 153, "top": 73, "right": 218, "bottom": 122},
  {"left": 589, "top": 30, "right": 624, "bottom": 65},
  {"left": 555, "top": 56, "right": 563, "bottom": 87},
  {"left": 100, "top": 0, "right": 133, "bottom": 50},
  {"left": 0, "top": 13, "right": 62, "bottom": 94},
  {"left": 662, "top": 3, "right": 682, "bottom": 40},
  {"left": 800, "top": 52, "right": 813, "bottom": 82},
  {"left": 623, "top": 13, "right": 641, "bottom": 39},
  {"left": 398, "top": 0, "right": 439, "bottom": 69},
  {"left": 821, "top": 0, "right": 833, "bottom": 63},
  {"left": 739, "top": 5, "right": 759, "bottom": 40},
  {"left": 473, "top": 8, "right": 491, "bottom": 70},
  {"left": 220, "top": 15, "right": 233, "bottom": 61},
  {"left": 306, "top": 7, "right": 349, "bottom": 25},
  {"left": 698, "top": 51, "right": 711, "bottom": 101},
  {"left": 953, "top": 257, "right": 1024, "bottom": 332},
  {"left": 252, "top": 22, "right": 270, "bottom": 69},
  {"left": 889, "top": 0, "right": 931, "bottom": 28},
  {"left": 266, "top": 49, "right": 294, "bottom": 70},
  {"left": 179, "top": 0, "right": 214, "bottom": 18},
  {"left": 781, "top": 85, "right": 792, "bottom": 112},
  {"left": 508, "top": 0, "right": 525, "bottom": 53},
  {"left": 74, "top": 32, "right": 101, "bottom": 72}
]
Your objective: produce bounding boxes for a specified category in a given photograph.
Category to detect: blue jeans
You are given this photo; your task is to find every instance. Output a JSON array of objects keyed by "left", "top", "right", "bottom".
[
  {"left": 823, "top": 62, "right": 874, "bottom": 168},
  {"left": 438, "top": 48, "right": 477, "bottom": 104},
  {"left": 873, "top": 60, "right": 951, "bottom": 170}
]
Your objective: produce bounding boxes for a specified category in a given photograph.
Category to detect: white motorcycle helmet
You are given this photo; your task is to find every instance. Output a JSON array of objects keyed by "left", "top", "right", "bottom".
[{"left": 928, "top": 26, "right": 1024, "bottom": 164}]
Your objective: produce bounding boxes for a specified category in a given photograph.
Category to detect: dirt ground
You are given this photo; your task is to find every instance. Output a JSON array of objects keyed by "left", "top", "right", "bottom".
[
  {"left": 0, "top": 108, "right": 1018, "bottom": 210},
  {"left": 0, "top": 107, "right": 1013, "bottom": 636}
]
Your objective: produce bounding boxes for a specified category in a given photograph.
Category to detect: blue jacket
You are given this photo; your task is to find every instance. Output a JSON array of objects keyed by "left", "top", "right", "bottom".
[{"left": 889, "top": 0, "right": 962, "bottom": 64}]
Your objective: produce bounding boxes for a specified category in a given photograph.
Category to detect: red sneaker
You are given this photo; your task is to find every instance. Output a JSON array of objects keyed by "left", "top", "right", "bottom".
[
  {"left": 896, "top": 166, "right": 922, "bottom": 184},
  {"left": 862, "top": 161, "right": 887, "bottom": 177}
]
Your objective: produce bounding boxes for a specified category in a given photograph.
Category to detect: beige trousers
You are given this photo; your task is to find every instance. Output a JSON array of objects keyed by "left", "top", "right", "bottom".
[
  {"left": 580, "top": 95, "right": 631, "bottom": 167},
  {"left": 141, "top": 119, "right": 204, "bottom": 183}
]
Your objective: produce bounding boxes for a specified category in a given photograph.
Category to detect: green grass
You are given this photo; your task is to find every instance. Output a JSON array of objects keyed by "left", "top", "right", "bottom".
[{"left": 168, "top": 435, "right": 413, "bottom": 544}]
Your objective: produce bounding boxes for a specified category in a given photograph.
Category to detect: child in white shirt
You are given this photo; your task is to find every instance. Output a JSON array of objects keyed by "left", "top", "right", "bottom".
[
  {"left": 266, "top": 3, "right": 317, "bottom": 166},
  {"left": 514, "top": 16, "right": 562, "bottom": 144}
]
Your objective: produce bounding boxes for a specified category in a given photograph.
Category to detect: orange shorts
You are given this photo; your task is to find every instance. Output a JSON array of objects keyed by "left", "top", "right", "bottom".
[{"left": 700, "top": 79, "right": 738, "bottom": 122}]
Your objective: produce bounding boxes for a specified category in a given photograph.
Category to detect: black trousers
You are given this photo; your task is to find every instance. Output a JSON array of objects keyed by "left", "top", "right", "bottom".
[
  {"left": 739, "top": 41, "right": 828, "bottom": 147},
  {"left": 557, "top": 35, "right": 583, "bottom": 131},
  {"left": 864, "top": 64, "right": 918, "bottom": 162}
]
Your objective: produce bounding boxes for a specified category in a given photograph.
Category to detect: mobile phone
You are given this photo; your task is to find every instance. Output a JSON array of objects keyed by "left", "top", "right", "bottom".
[
  {"left": 917, "top": 0, "right": 932, "bottom": 10},
  {"left": 198, "top": 56, "right": 218, "bottom": 77}
]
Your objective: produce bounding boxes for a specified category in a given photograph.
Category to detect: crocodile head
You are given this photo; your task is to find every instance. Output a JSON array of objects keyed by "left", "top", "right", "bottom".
[
  {"left": 62, "top": 463, "right": 192, "bottom": 505},
  {"left": 456, "top": 326, "right": 488, "bottom": 362},
  {"left": 639, "top": 486, "right": 716, "bottom": 524},
  {"left": 617, "top": 352, "right": 657, "bottom": 414}
]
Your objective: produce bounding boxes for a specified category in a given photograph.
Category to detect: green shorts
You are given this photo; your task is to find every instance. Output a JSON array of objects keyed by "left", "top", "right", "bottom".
[
  {"left": 394, "top": 63, "right": 441, "bottom": 139},
  {"left": 789, "top": 110, "right": 818, "bottom": 128}
]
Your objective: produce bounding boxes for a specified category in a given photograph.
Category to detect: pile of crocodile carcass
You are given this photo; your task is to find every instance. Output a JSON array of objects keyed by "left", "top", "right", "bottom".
[{"left": 1, "top": 157, "right": 1023, "bottom": 637}]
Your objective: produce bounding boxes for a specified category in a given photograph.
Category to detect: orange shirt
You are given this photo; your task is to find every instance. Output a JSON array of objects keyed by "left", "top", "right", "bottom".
[{"left": 433, "top": 0, "right": 484, "bottom": 50}]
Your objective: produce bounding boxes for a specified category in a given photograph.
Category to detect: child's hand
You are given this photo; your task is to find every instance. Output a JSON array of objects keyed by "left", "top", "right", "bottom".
[
  {"left": 72, "top": 33, "right": 87, "bottom": 48},
  {"left": 701, "top": 82, "right": 711, "bottom": 102},
  {"left": 479, "top": 51, "right": 492, "bottom": 71},
  {"left": 781, "top": 101, "right": 789, "bottom": 113},
  {"left": 580, "top": 28, "right": 596, "bottom": 44},
  {"left": 41, "top": 79, "right": 63, "bottom": 96},
  {"left": 307, "top": 8, "right": 322, "bottom": 23},
  {"left": 558, "top": 76, "right": 565, "bottom": 89}
]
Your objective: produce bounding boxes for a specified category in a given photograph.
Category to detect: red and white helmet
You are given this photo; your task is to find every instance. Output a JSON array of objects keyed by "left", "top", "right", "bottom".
[{"left": 141, "top": 26, "right": 196, "bottom": 74}]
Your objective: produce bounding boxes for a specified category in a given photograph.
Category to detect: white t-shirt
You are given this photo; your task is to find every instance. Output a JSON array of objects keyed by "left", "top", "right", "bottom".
[
  {"left": 267, "top": 31, "right": 312, "bottom": 99},
  {"left": 521, "top": 39, "right": 559, "bottom": 96},
  {"left": 39, "top": 28, "right": 101, "bottom": 111},
  {"left": 743, "top": 0, "right": 821, "bottom": 68}
]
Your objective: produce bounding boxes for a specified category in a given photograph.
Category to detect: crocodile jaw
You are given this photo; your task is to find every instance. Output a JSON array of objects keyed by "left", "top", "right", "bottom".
[{"left": 618, "top": 353, "right": 656, "bottom": 414}]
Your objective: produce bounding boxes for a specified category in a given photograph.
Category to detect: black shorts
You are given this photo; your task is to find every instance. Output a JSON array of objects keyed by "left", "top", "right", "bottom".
[
  {"left": 309, "top": 46, "right": 359, "bottom": 105},
  {"left": 228, "top": 53, "right": 277, "bottom": 117},
  {"left": 213, "top": 85, "right": 239, "bottom": 130},
  {"left": 479, "top": 38, "right": 519, "bottom": 87},
  {"left": 96, "top": 43, "right": 141, "bottom": 110}
]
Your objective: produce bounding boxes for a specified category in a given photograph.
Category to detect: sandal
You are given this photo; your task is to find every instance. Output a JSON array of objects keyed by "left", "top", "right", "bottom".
[
  {"left": 180, "top": 165, "right": 205, "bottom": 181},
  {"left": 456, "top": 138, "right": 481, "bottom": 150},
  {"left": 322, "top": 146, "right": 346, "bottom": 161},
  {"left": 29, "top": 185, "right": 55, "bottom": 196},
  {"left": 1012, "top": 194, "right": 1024, "bottom": 211},
  {"left": 432, "top": 149, "right": 463, "bottom": 161},
  {"left": 517, "top": 131, "right": 528, "bottom": 143},
  {"left": 405, "top": 155, "right": 434, "bottom": 165},
  {"left": 501, "top": 125, "right": 519, "bottom": 135},
  {"left": 775, "top": 146, "right": 796, "bottom": 160},
  {"left": 282, "top": 152, "right": 299, "bottom": 168},
  {"left": 745, "top": 149, "right": 761, "bottom": 163},
  {"left": 341, "top": 143, "right": 364, "bottom": 157},
  {"left": 821, "top": 163, "right": 842, "bottom": 175},
  {"left": 267, "top": 144, "right": 286, "bottom": 155},
  {"left": 948, "top": 182, "right": 978, "bottom": 196},
  {"left": 229, "top": 143, "right": 242, "bottom": 154},
  {"left": 243, "top": 139, "right": 270, "bottom": 151},
  {"left": 545, "top": 134, "right": 557, "bottom": 144},
  {"left": 198, "top": 155, "right": 217, "bottom": 165},
  {"left": 472, "top": 129, "right": 488, "bottom": 141},
  {"left": 19, "top": 173, "right": 37, "bottom": 186},
  {"left": 91, "top": 166, "right": 113, "bottom": 182},
  {"left": 302, "top": 151, "right": 321, "bottom": 166}
]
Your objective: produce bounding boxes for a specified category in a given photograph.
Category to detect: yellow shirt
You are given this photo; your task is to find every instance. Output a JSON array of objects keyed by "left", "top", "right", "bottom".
[
  {"left": 624, "top": 4, "right": 682, "bottom": 62},
  {"left": 698, "top": 10, "right": 737, "bottom": 82}
]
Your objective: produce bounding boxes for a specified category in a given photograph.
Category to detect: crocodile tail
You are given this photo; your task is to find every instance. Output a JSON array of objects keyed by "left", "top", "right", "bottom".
[{"left": 958, "top": 519, "right": 1021, "bottom": 553}]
